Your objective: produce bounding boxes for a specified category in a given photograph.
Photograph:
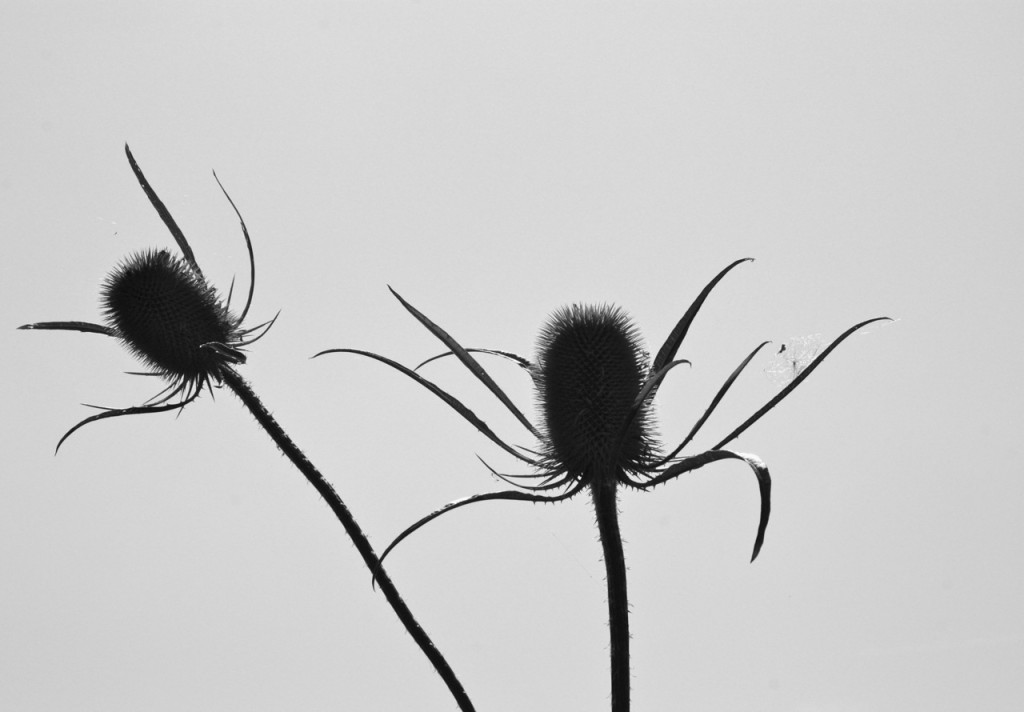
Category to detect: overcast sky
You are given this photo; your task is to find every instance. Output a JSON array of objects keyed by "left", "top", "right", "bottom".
[{"left": 2, "top": 3, "right": 1022, "bottom": 710}]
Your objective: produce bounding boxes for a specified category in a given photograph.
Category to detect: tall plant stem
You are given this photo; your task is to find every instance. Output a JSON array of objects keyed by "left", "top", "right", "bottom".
[
  {"left": 221, "top": 367, "right": 475, "bottom": 712},
  {"left": 592, "top": 474, "right": 630, "bottom": 712}
]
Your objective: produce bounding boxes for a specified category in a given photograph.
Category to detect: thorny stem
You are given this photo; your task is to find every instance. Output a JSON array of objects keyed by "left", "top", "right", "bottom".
[
  {"left": 592, "top": 474, "right": 630, "bottom": 712},
  {"left": 221, "top": 367, "right": 475, "bottom": 712}
]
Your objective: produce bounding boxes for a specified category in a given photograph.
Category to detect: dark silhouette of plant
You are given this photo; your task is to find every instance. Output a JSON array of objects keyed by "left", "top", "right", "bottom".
[
  {"left": 19, "top": 145, "right": 475, "bottom": 712},
  {"left": 317, "top": 261, "right": 889, "bottom": 711}
]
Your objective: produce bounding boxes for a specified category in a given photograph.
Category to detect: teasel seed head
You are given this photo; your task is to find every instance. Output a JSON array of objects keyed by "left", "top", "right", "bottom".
[
  {"left": 102, "top": 248, "right": 244, "bottom": 388},
  {"left": 535, "top": 304, "right": 655, "bottom": 480},
  {"left": 18, "top": 144, "right": 281, "bottom": 452}
]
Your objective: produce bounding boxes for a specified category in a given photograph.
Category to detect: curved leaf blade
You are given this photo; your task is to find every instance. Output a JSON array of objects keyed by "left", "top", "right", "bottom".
[
  {"left": 653, "top": 257, "right": 753, "bottom": 373},
  {"left": 315, "top": 348, "right": 539, "bottom": 466},
  {"left": 644, "top": 449, "right": 771, "bottom": 562},
  {"left": 656, "top": 341, "right": 770, "bottom": 465},
  {"left": 713, "top": 317, "right": 892, "bottom": 449},
  {"left": 125, "top": 144, "right": 202, "bottom": 278},
  {"left": 19, "top": 321, "right": 115, "bottom": 336},
  {"left": 374, "top": 480, "right": 588, "bottom": 587},
  {"left": 389, "top": 287, "right": 541, "bottom": 439}
]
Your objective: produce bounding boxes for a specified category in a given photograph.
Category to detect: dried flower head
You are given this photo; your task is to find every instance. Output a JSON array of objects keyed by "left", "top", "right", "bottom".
[
  {"left": 103, "top": 249, "right": 245, "bottom": 379},
  {"left": 20, "top": 145, "right": 275, "bottom": 450},
  {"left": 536, "top": 305, "right": 652, "bottom": 480},
  {"left": 318, "top": 260, "right": 890, "bottom": 563}
]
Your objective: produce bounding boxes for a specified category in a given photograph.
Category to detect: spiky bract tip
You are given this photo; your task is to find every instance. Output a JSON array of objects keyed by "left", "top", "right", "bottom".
[
  {"left": 535, "top": 304, "right": 655, "bottom": 480},
  {"left": 102, "top": 249, "right": 243, "bottom": 389}
]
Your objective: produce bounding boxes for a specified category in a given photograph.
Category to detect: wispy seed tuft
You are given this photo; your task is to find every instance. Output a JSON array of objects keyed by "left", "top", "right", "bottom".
[{"left": 535, "top": 304, "right": 654, "bottom": 478}]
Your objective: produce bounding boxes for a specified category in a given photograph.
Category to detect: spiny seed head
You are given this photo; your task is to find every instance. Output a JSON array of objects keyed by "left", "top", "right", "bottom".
[
  {"left": 102, "top": 249, "right": 243, "bottom": 385},
  {"left": 535, "top": 304, "right": 655, "bottom": 479}
]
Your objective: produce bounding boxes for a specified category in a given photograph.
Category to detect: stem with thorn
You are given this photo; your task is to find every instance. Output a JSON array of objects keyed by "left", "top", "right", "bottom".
[
  {"left": 221, "top": 367, "right": 475, "bottom": 712},
  {"left": 593, "top": 474, "right": 630, "bottom": 712}
]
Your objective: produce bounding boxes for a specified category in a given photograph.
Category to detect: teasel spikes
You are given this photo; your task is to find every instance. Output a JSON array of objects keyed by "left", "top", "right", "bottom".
[
  {"left": 103, "top": 249, "right": 243, "bottom": 381},
  {"left": 534, "top": 304, "right": 654, "bottom": 483},
  {"left": 317, "top": 261, "right": 890, "bottom": 711},
  {"left": 19, "top": 144, "right": 275, "bottom": 451}
]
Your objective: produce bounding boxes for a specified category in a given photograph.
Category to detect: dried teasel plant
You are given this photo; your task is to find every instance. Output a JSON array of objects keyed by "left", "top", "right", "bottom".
[
  {"left": 21, "top": 148, "right": 276, "bottom": 449},
  {"left": 20, "top": 145, "right": 476, "bottom": 712},
  {"left": 317, "top": 260, "right": 889, "bottom": 711}
]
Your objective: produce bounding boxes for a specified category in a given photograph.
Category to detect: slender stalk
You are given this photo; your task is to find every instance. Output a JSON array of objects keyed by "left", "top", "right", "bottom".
[
  {"left": 592, "top": 473, "right": 630, "bottom": 712},
  {"left": 221, "top": 367, "right": 475, "bottom": 712}
]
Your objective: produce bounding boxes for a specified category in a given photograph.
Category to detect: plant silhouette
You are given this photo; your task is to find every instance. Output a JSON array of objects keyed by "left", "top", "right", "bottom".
[
  {"left": 21, "top": 146, "right": 890, "bottom": 712},
  {"left": 20, "top": 145, "right": 476, "bottom": 712},
  {"left": 317, "top": 262, "right": 889, "bottom": 711}
]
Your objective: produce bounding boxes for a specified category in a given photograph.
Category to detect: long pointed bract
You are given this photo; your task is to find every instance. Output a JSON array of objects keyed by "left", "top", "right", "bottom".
[
  {"left": 212, "top": 170, "right": 257, "bottom": 324},
  {"left": 124, "top": 144, "right": 203, "bottom": 278},
  {"left": 416, "top": 348, "right": 533, "bottom": 373},
  {"left": 477, "top": 456, "right": 575, "bottom": 491},
  {"left": 652, "top": 258, "right": 752, "bottom": 373},
  {"left": 376, "top": 480, "right": 589, "bottom": 579},
  {"left": 56, "top": 393, "right": 201, "bottom": 454},
  {"left": 643, "top": 449, "right": 771, "bottom": 561},
  {"left": 315, "top": 348, "right": 539, "bottom": 466},
  {"left": 389, "top": 287, "right": 542, "bottom": 439},
  {"left": 19, "top": 321, "right": 116, "bottom": 336},
  {"left": 655, "top": 341, "right": 770, "bottom": 466},
  {"left": 712, "top": 317, "right": 892, "bottom": 449}
]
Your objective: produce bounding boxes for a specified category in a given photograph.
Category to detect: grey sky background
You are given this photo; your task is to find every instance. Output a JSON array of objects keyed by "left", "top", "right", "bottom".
[{"left": 2, "top": 3, "right": 1021, "bottom": 710}]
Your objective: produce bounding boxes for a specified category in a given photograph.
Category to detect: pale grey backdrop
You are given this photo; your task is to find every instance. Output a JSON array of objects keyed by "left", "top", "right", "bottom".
[{"left": 2, "top": 3, "right": 1021, "bottom": 710}]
